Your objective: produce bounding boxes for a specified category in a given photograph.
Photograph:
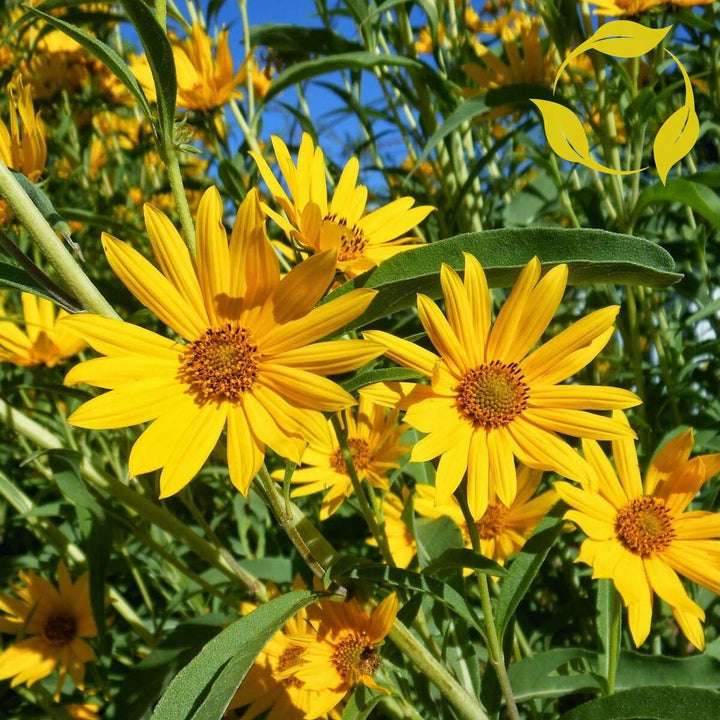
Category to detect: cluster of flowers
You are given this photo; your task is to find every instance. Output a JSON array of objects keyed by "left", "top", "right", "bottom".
[{"left": 1, "top": 129, "right": 719, "bottom": 717}]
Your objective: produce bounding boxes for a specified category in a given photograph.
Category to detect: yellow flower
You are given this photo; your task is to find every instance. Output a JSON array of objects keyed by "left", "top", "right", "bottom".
[
  {"left": 230, "top": 579, "right": 341, "bottom": 720},
  {"left": 251, "top": 133, "right": 435, "bottom": 278},
  {"left": 239, "top": 54, "right": 274, "bottom": 100},
  {"left": 62, "top": 187, "right": 381, "bottom": 498},
  {"left": 367, "top": 491, "right": 417, "bottom": 568},
  {"left": 65, "top": 703, "right": 102, "bottom": 720},
  {"left": 0, "top": 293, "right": 86, "bottom": 367},
  {"left": 414, "top": 464, "right": 557, "bottom": 565},
  {"left": 464, "top": 17, "right": 554, "bottom": 96},
  {"left": 364, "top": 254, "right": 640, "bottom": 518},
  {"left": 414, "top": 24, "right": 446, "bottom": 54},
  {"left": 279, "top": 594, "right": 398, "bottom": 715},
  {"left": 591, "top": 0, "right": 665, "bottom": 15},
  {"left": 279, "top": 397, "right": 409, "bottom": 519},
  {"left": 132, "top": 24, "right": 243, "bottom": 112},
  {"left": 556, "top": 414, "right": 720, "bottom": 650},
  {"left": 24, "top": 30, "right": 89, "bottom": 100},
  {"left": 0, "top": 561, "right": 97, "bottom": 698},
  {"left": 0, "top": 75, "right": 46, "bottom": 182}
]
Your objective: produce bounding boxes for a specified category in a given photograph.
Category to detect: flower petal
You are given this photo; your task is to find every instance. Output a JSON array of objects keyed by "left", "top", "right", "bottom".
[
  {"left": 227, "top": 404, "right": 264, "bottom": 494},
  {"left": 362, "top": 330, "right": 438, "bottom": 377},
  {"left": 260, "top": 364, "right": 355, "bottom": 412}
]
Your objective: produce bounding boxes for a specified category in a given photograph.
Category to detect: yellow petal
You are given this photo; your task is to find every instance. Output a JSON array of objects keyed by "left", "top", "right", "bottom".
[
  {"left": 462, "top": 253, "right": 491, "bottom": 357},
  {"left": 227, "top": 404, "right": 264, "bottom": 494},
  {"left": 523, "top": 407, "right": 637, "bottom": 441},
  {"left": 417, "top": 294, "right": 469, "bottom": 374},
  {"left": 610, "top": 411, "right": 643, "bottom": 498},
  {"left": 645, "top": 428, "right": 693, "bottom": 495},
  {"left": 467, "top": 430, "right": 490, "bottom": 518},
  {"left": 529, "top": 384, "right": 641, "bottom": 410},
  {"left": 362, "top": 330, "right": 438, "bottom": 377},
  {"left": 259, "top": 364, "right": 355, "bottom": 412},
  {"left": 434, "top": 427, "right": 472, "bottom": 503},
  {"left": 440, "top": 263, "right": 481, "bottom": 366},
  {"left": 64, "top": 355, "right": 179, "bottom": 390},
  {"left": 270, "top": 339, "right": 383, "bottom": 375},
  {"left": 158, "top": 402, "right": 227, "bottom": 498}
]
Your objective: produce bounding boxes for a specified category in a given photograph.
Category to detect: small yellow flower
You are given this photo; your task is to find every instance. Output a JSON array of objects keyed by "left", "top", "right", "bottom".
[
  {"left": 556, "top": 414, "right": 720, "bottom": 650},
  {"left": 0, "top": 293, "right": 85, "bottom": 367},
  {"left": 62, "top": 187, "right": 381, "bottom": 498},
  {"left": 239, "top": 54, "right": 274, "bottom": 100},
  {"left": 280, "top": 594, "right": 398, "bottom": 715},
  {"left": 278, "top": 397, "right": 409, "bottom": 519},
  {"left": 414, "top": 24, "right": 446, "bottom": 54},
  {"left": 0, "top": 561, "right": 98, "bottom": 698},
  {"left": 591, "top": 0, "right": 665, "bottom": 15},
  {"left": 251, "top": 133, "right": 435, "bottom": 278},
  {"left": 65, "top": 703, "right": 102, "bottom": 720},
  {"left": 364, "top": 254, "right": 640, "bottom": 518},
  {"left": 0, "top": 75, "right": 46, "bottom": 182},
  {"left": 414, "top": 464, "right": 557, "bottom": 565},
  {"left": 132, "top": 24, "right": 243, "bottom": 112},
  {"left": 24, "top": 30, "right": 89, "bottom": 100}
]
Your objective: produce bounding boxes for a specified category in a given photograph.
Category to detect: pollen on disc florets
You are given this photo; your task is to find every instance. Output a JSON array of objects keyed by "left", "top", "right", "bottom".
[
  {"left": 43, "top": 613, "right": 77, "bottom": 646},
  {"left": 615, "top": 496, "right": 676, "bottom": 557},
  {"left": 331, "top": 632, "right": 381, "bottom": 684},
  {"left": 330, "top": 437, "right": 373, "bottom": 474},
  {"left": 476, "top": 504, "right": 509, "bottom": 539},
  {"left": 179, "top": 324, "right": 260, "bottom": 403},
  {"left": 323, "top": 213, "right": 370, "bottom": 261},
  {"left": 456, "top": 360, "right": 529, "bottom": 429}
]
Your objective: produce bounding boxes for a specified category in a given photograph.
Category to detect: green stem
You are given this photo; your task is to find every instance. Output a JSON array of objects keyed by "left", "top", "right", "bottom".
[
  {"left": 331, "top": 414, "right": 395, "bottom": 567},
  {"left": 163, "top": 149, "right": 196, "bottom": 255},
  {"left": 602, "top": 582, "right": 622, "bottom": 695},
  {"left": 0, "top": 160, "right": 118, "bottom": 317},
  {"left": 388, "top": 620, "right": 489, "bottom": 720},
  {"left": 460, "top": 492, "right": 521, "bottom": 720}
]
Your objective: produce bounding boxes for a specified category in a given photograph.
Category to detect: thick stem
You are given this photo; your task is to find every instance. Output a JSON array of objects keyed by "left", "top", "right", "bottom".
[
  {"left": 0, "top": 160, "right": 118, "bottom": 318},
  {"left": 164, "top": 148, "right": 196, "bottom": 255},
  {"left": 388, "top": 620, "right": 489, "bottom": 720}
]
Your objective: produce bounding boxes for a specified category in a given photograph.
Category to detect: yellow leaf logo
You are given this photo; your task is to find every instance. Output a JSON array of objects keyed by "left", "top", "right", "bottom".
[
  {"left": 553, "top": 21, "right": 672, "bottom": 92},
  {"left": 533, "top": 20, "right": 697, "bottom": 183},
  {"left": 530, "top": 100, "right": 641, "bottom": 176},
  {"left": 653, "top": 50, "right": 699, "bottom": 185}
]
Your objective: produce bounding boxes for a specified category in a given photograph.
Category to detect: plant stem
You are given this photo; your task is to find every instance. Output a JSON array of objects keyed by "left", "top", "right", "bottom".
[
  {"left": 388, "top": 619, "right": 489, "bottom": 720},
  {"left": 155, "top": 0, "right": 167, "bottom": 30},
  {"left": 0, "top": 160, "right": 118, "bottom": 318},
  {"left": 163, "top": 148, "right": 196, "bottom": 255},
  {"left": 460, "top": 492, "right": 521, "bottom": 720},
  {"left": 331, "top": 414, "right": 395, "bottom": 567}
]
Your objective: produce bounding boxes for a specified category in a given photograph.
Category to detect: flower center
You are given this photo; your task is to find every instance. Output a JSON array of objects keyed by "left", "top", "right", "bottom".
[
  {"left": 476, "top": 504, "right": 508, "bottom": 539},
  {"left": 330, "top": 437, "right": 373, "bottom": 474},
  {"left": 323, "top": 213, "right": 369, "bottom": 261},
  {"left": 278, "top": 645, "right": 305, "bottom": 689},
  {"left": 178, "top": 324, "right": 259, "bottom": 403},
  {"left": 614, "top": 497, "right": 675, "bottom": 557},
  {"left": 331, "top": 633, "right": 380, "bottom": 685},
  {"left": 43, "top": 613, "right": 77, "bottom": 646},
  {"left": 456, "top": 361, "right": 529, "bottom": 429}
]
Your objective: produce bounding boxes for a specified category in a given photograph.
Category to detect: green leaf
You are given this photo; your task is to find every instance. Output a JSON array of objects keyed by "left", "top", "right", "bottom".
[
  {"left": 0, "top": 261, "right": 70, "bottom": 307},
  {"left": 560, "top": 687, "right": 720, "bottom": 719},
  {"left": 325, "top": 228, "right": 681, "bottom": 332},
  {"left": 114, "top": 615, "right": 226, "bottom": 720},
  {"left": 27, "top": 4, "right": 152, "bottom": 120},
  {"left": 495, "top": 509, "right": 564, "bottom": 640},
  {"left": 119, "top": 0, "right": 177, "bottom": 146},
  {"left": 340, "top": 367, "right": 423, "bottom": 394},
  {"left": 262, "top": 52, "right": 422, "bottom": 103},
  {"left": 343, "top": 685, "right": 383, "bottom": 720},
  {"left": 414, "top": 516, "right": 464, "bottom": 568},
  {"left": 248, "top": 23, "right": 362, "bottom": 55},
  {"left": 47, "top": 449, "right": 105, "bottom": 520},
  {"left": 325, "top": 556, "right": 484, "bottom": 634},
  {"left": 631, "top": 178, "right": 720, "bottom": 229},
  {"left": 423, "top": 548, "right": 505, "bottom": 579},
  {"left": 151, "top": 591, "right": 316, "bottom": 720}
]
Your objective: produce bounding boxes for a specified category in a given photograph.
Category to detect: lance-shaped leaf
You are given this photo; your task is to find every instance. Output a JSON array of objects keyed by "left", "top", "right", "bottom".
[
  {"left": 653, "top": 50, "right": 699, "bottom": 185},
  {"left": 531, "top": 99, "right": 642, "bottom": 176},
  {"left": 553, "top": 20, "right": 672, "bottom": 91}
]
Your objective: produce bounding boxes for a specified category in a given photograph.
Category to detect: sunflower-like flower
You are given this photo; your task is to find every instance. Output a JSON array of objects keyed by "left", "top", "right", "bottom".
[
  {"left": 131, "top": 23, "right": 242, "bottom": 112},
  {"left": 62, "top": 187, "right": 381, "bottom": 498},
  {"left": 251, "top": 133, "right": 435, "bottom": 278},
  {"left": 367, "top": 491, "right": 417, "bottom": 568},
  {"left": 0, "top": 293, "right": 85, "bottom": 367},
  {"left": 556, "top": 413, "right": 720, "bottom": 650},
  {"left": 24, "top": 30, "right": 89, "bottom": 100},
  {"left": 414, "top": 465, "right": 557, "bottom": 565},
  {"left": 0, "top": 561, "right": 97, "bottom": 698},
  {"left": 279, "top": 594, "right": 398, "bottom": 715},
  {"left": 464, "top": 17, "right": 554, "bottom": 94},
  {"left": 279, "top": 397, "right": 409, "bottom": 519},
  {"left": 590, "top": 0, "right": 665, "bottom": 15},
  {"left": 230, "top": 579, "right": 336, "bottom": 720},
  {"left": 364, "top": 254, "right": 640, "bottom": 518}
]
